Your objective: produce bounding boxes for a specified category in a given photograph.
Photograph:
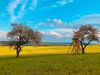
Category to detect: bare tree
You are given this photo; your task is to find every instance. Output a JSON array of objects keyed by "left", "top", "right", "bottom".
[
  {"left": 77, "top": 25, "right": 99, "bottom": 54},
  {"left": 7, "top": 23, "right": 41, "bottom": 57}
]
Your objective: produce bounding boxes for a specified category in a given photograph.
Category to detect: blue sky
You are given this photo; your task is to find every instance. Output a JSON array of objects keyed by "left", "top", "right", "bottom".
[{"left": 0, "top": 0, "right": 100, "bottom": 42}]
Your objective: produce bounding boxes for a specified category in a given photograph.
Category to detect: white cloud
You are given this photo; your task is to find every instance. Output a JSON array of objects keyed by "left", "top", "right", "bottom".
[
  {"left": 17, "top": 0, "right": 27, "bottom": 19},
  {"left": 40, "top": 28, "right": 73, "bottom": 39},
  {"left": 49, "top": 18, "right": 68, "bottom": 27},
  {"left": 97, "top": 29, "right": 100, "bottom": 38},
  {"left": 40, "top": 31, "right": 46, "bottom": 35},
  {"left": 35, "top": 18, "right": 68, "bottom": 28},
  {"left": 35, "top": 15, "right": 100, "bottom": 40},
  {"left": 0, "top": 31, "right": 8, "bottom": 41},
  {"left": 52, "top": 28, "right": 73, "bottom": 38},
  {"left": 41, "top": 0, "right": 74, "bottom": 9},
  {"left": 35, "top": 14, "right": 100, "bottom": 30},
  {"left": 57, "top": 0, "right": 73, "bottom": 6},
  {"left": 34, "top": 22, "right": 48, "bottom": 28},
  {"left": 71, "top": 14, "right": 100, "bottom": 28},
  {"left": 66, "top": 34, "right": 72, "bottom": 38},
  {"left": 98, "top": 34, "right": 100, "bottom": 38},
  {"left": 46, "top": 31, "right": 63, "bottom": 38},
  {"left": 52, "top": 19, "right": 63, "bottom": 25},
  {"left": 51, "top": 0, "right": 74, "bottom": 8},
  {"left": 35, "top": 18, "right": 74, "bottom": 39},
  {"left": 7, "top": 0, "right": 37, "bottom": 22},
  {"left": 7, "top": 0, "right": 21, "bottom": 22},
  {"left": 53, "top": 28, "right": 73, "bottom": 33},
  {"left": 0, "top": 31, "right": 7, "bottom": 37},
  {"left": 40, "top": 30, "right": 63, "bottom": 38},
  {"left": 29, "top": 0, "right": 37, "bottom": 10},
  {"left": 36, "top": 22, "right": 45, "bottom": 26}
]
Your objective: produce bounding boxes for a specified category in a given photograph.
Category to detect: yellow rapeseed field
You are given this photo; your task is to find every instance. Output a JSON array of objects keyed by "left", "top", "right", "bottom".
[{"left": 0, "top": 45, "right": 100, "bottom": 56}]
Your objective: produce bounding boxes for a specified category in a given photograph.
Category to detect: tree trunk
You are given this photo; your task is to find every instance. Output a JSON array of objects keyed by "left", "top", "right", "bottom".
[
  {"left": 80, "top": 42, "right": 86, "bottom": 54},
  {"left": 16, "top": 49, "right": 20, "bottom": 57},
  {"left": 81, "top": 43, "right": 90, "bottom": 54},
  {"left": 80, "top": 41, "right": 85, "bottom": 54},
  {"left": 16, "top": 46, "right": 21, "bottom": 57},
  {"left": 80, "top": 40, "right": 91, "bottom": 54},
  {"left": 82, "top": 48, "right": 85, "bottom": 54}
]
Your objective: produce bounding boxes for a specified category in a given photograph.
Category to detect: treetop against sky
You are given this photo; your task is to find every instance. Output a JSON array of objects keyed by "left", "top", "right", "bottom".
[{"left": 0, "top": 0, "right": 100, "bottom": 42}]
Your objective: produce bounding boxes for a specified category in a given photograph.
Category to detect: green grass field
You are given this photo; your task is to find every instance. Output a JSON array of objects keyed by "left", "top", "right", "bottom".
[{"left": 0, "top": 54, "right": 100, "bottom": 75}]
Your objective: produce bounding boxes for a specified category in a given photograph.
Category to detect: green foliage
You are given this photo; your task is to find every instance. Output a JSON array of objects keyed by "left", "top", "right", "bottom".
[{"left": 0, "top": 54, "right": 100, "bottom": 75}]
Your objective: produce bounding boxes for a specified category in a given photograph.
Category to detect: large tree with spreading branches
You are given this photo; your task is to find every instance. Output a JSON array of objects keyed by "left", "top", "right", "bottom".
[
  {"left": 77, "top": 25, "right": 99, "bottom": 54},
  {"left": 7, "top": 23, "right": 41, "bottom": 57}
]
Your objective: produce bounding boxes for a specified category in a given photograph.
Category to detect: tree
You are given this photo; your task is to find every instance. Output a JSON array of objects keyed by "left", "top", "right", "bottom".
[
  {"left": 77, "top": 25, "right": 99, "bottom": 54},
  {"left": 7, "top": 23, "right": 41, "bottom": 57}
]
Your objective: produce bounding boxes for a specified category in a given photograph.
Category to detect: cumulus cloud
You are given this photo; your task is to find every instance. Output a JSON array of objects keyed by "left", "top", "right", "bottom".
[
  {"left": 35, "top": 15, "right": 100, "bottom": 40},
  {"left": 34, "top": 18, "right": 76, "bottom": 39},
  {"left": 54, "top": 29, "right": 73, "bottom": 33},
  {"left": 40, "top": 28, "right": 73, "bottom": 39},
  {"left": 46, "top": 31, "right": 63, "bottom": 38},
  {"left": 51, "top": 28, "right": 73, "bottom": 38},
  {"left": 66, "top": 34, "right": 72, "bottom": 38},
  {"left": 52, "top": 19, "right": 63, "bottom": 25},
  {"left": 40, "top": 31, "right": 63, "bottom": 38},
  {"left": 36, "top": 16, "right": 100, "bottom": 29},
  {"left": 48, "top": 18, "right": 67, "bottom": 27},
  {"left": 71, "top": 14, "right": 100, "bottom": 28},
  {"left": 35, "top": 18, "right": 68, "bottom": 28},
  {"left": 0, "top": 31, "right": 8, "bottom": 41},
  {"left": 0, "top": 31, "right": 7, "bottom": 37}
]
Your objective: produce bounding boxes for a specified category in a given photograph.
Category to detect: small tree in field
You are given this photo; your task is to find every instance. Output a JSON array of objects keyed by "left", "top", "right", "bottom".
[
  {"left": 77, "top": 25, "right": 99, "bottom": 54},
  {"left": 7, "top": 23, "right": 41, "bottom": 57}
]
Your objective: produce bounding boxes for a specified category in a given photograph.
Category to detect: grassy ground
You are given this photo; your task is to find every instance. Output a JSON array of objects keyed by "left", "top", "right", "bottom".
[
  {"left": 0, "top": 54, "right": 100, "bottom": 75},
  {"left": 0, "top": 45, "right": 100, "bottom": 75}
]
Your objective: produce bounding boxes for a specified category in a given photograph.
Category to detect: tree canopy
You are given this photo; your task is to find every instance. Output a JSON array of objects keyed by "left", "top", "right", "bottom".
[
  {"left": 7, "top": 23, "right": 42, "bottom": 57},
  {"left": 76, "top": 25, "right": 99, "bottom": 54}
]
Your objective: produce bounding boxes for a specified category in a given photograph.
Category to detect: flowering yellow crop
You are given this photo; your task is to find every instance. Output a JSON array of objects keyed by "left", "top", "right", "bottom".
[{"left": 0, "top": 45, "right": 100, "bottom": 56}]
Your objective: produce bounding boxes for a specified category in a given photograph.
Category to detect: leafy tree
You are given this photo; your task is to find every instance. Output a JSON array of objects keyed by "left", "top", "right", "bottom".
[
  {"left": 7, "top": 23, "right": 41, "bottom": 57},
  {"left": 77, "top": 25, "right": 99, "bottom": 54}
]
